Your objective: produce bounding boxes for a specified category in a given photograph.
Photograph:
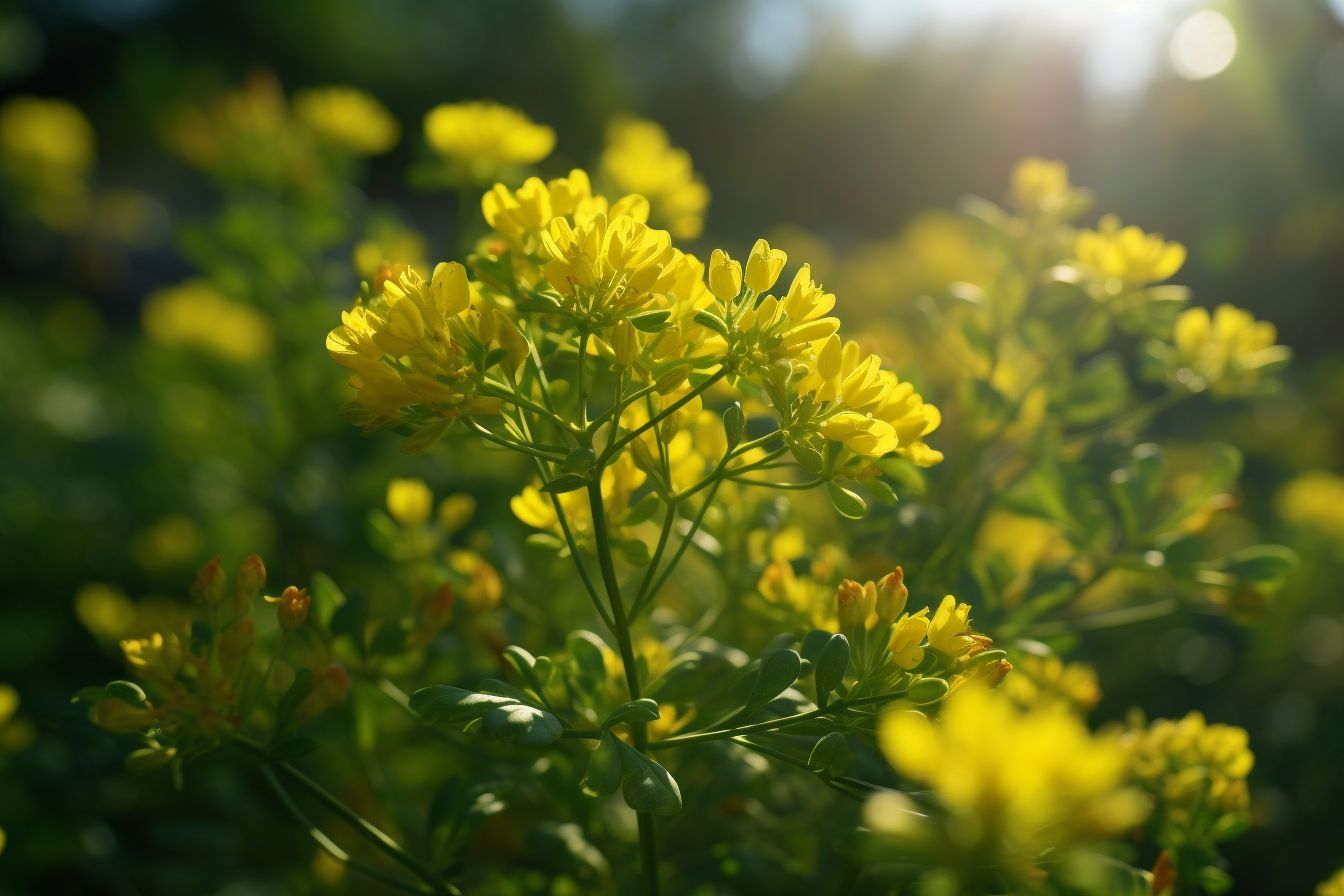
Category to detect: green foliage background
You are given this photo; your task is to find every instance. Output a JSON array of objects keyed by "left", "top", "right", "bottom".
[{"left": 1, "top": 0, "right": 1342, "bottom": 893}]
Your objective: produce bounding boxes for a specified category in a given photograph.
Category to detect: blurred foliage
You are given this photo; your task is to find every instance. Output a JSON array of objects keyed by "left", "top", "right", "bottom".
[{"left": 1, "top": 0, "right": 1343, "bottom": 894}]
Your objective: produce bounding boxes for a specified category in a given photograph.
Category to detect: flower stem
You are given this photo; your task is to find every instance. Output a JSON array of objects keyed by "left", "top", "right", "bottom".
[{"left": 585, "top": 480, "right": 660, "bottom": 896}]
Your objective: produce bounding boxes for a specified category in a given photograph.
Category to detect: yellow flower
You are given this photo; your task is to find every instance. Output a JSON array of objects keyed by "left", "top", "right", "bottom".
[
  {"left": 1008, "top": 156, "right": 1088, "bottom": 217},
  {"left": 1168, "top": 304, "right": 1290, "bottom": 396},
  {"left": 121, "top": 632, "right": 185, "bottom": 680},
  {"left": 599, "top": 117, "right": 709, "bottom": 239},
  {"left": 1002, "top": 654, "right": 1101, "bottom": 713},
  {"left": 1276, "top": 471, "right": 1344, "bottom": 544},
  {"left": 926, "top": 595, "right": 976, "bottom": 658},
  {"left": 387, "top": 478, "right": 433, "bottom": 526},
  {"left": 1317, "top": 868, "right": 1344, "bottom": 896},
  {"left": 293, "top": 86, "right": 399, "bottom": 155},
  {"left": 745, "top": 238, "right": 787, "bottom": 293},
  {"left": 327, "top": 262, "right": 506, "bottom": 428},
  {"left": 1119, "top": 711, "right": 1253, "bottom": 829},
  {"left": 877, "top": 684, "right": 1148, "bottom": 854},
  {"left": 1075, "top": 213, "right": 1186, "bottom": 288},
  {"left": 75, "top": 583, "right": 136, "bottom": 643},
  {"left": 447, "top": 549, "right": 503, "bottom": 612},
  {"left": 886, "top": 611, "right": 930, "bottom": 670},
  {"left": 0, "top": 95, "right": 95, "bottom": 226},
  {"left": 511, "top": 453, "right": 647, "bottom": 549},
  {"left": 438, "top": 493, "right": 477, "bottom": 533},
  {"left": 423, "top": 100, "right": 554, "bottom": 181},
  {"left": 708, "top": 249, "right": 743, "bottom": 302},
  {"left": 143, "top": 282, "right": 274, "bottom": 362},
  {"left": 539, "top": 213, "right": 680, "bottom": 326},
  {"left": 142, "top": 281, "right": 273, "bottom": 363}
]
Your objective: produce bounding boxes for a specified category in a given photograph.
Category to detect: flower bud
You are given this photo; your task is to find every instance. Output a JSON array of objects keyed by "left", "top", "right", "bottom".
[
  {"left": 437, "top": 493, "right": 476, "bottom": 533},
  {"left": 235, "top": 553, "right": 266, "bottom": 615},
  {"left": 612, "top": 318, "right": 639, "bottom": 368},
  {"left": 276, "top": 586, "right": 311, "bottom": 632},
  {"left": 875, "top": 567, "right": 908, "bottom": 623},
  {"left": 125, "top": 745, "right": 177, "bottom": 774},
  {"left": 387, "top": 478, "right": 433, "bottom": 526},
  {"left": 191, "top": 555, "right": 228, "bottom": 607},
  {"left": 836, "top": 579, "right": 875, "bottom": 632},
  {"left": 708, "top": 249, "right": 742, "bottom": 302},
  {"left": 745, "top": 238, "right": 786, "bottom": 293},
  {"left": 315, "top": 664, "right": 351, "bottom": 704}
]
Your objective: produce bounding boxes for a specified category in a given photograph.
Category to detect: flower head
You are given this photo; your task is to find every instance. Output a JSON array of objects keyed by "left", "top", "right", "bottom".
[
  {"left": 293, "top": 86, "right": 399, "bottom": 155},
  {"left": 1164, "top": 304, "right": 1290, "bottom": 396},
  {"left": 424, "top": 100, "right": 554, "bottom": 181},
  {"left": 1076, "top": 214, "right": 1186, "bottom": 289},
  {"left": 599, "top": 117, "right": 709, "bottom": 239}
]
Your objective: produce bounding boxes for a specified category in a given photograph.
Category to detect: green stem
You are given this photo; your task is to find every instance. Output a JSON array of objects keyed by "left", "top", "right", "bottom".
[
  {"left": 601, "top": 368, "right": 726, "bottom": 464},
  {"left": 585, "top": 481, "right": 660, "bottom": 896},
  {"left": 650, "top": 689, "right": 908, "bottom": 750},
  {"left": 259, "top": 765, "right": 433, "bottom": 895},
  {"left": 235, "top": 737, "right": 450, "bottom": 894}
]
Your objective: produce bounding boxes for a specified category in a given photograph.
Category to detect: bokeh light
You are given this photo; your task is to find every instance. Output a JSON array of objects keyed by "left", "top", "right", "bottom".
[{"left": 1170, "top": 10, "right": 1238, "bottom": 80}]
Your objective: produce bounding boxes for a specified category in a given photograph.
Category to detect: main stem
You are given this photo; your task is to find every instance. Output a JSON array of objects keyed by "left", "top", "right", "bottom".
[{"left": 586, "top": 481, "right": 660, "bottom": 896}]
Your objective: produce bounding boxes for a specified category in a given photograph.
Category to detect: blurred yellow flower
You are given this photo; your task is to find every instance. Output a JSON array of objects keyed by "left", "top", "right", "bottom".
[
  {"left": 293, "top": 85, "right": 399, "bottom": 155},
  {"left": 1318, "top": 868, "right": 1344, "bottom": 896},
  {"left": 1119, "top": 711, "right": 1253, "bottom": 827},
  {"left": 75, "top": 583, "right": 136, "bottom": 643},
  {"left": 599, "top": 117, "right": 708, "bottom": 239},
  {"left": 424, "top": 100, "right": 554, "bottom": 181},
  {"left": 878, "top": 684, "right": 1148, "bottom": 854},
  {"left": 131, "top": 514, "right": 205, "bottom": 571},
  {"left": 1002, "top": 654, "right": 1101, "bottom": 713},
  {"left": 387, "top": 478, "right": 434, "bottom": 526},
  {"left": 0, "top": 95, "right": 95, "bottom": 226},
  {"left": 1168, "top": 304, "right": 1291, "bottom": 396},
  {"left": 1276, "top": 471, "right": 1344, "bottom": 543},
  {"left": 1076, "top": 214, "right": 1186, "bottom": 289},
  {"left": 142, "top": 281, "right": 274, "bottom": 363}
]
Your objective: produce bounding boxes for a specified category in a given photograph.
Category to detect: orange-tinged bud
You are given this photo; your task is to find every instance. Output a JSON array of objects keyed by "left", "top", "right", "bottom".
[
  {"left": 836, "top": 579, "right": 874, "bottom": 632},
  {"left": 315, "top": 664, "right": 350, "bottom": 704},
  {"left": 426, "top": 582, "right": 456, "bottom": 626},
  {"left": 191, "top": 555, "right": 227, "bottom": 606},
  {"left": 276, "top": 586, "right": 311, "bottom": 632},
  {"left": 875, "top": 567, "right": 908, "bottom": 623},
  {"left": 235, "top": 553, "right": 266, "bottom": 614}
]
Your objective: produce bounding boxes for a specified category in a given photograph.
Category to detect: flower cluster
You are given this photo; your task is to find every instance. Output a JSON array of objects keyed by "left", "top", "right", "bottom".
[
  {"left": 80, "top": 556, "right": 348, "bottom": 771},
  {"left": 873, "top": 684, "right": 1149, "bottom": 859},
  {"left": 598, "top": 117, "right": 709, "bottom": 239},
  {"left": 423, "top": 100, "right": 555, "bottom": 184},
  {"left": 1148, "top": 303, "right": 1291, "bottom": 396},
  {"left": 0, "top": 95, "right": 95, "bottom": 227}
]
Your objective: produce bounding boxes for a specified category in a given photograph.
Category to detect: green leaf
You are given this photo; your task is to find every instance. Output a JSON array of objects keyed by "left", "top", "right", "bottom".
[
  {"left": 503, "top": 645, "right": 551, "bottom": 698},
  {"left": 813, "top": 635, "right": 850, "bottom": 710},
  {"left": 628, "top": 309, "right": 672, "bottom": 332},
  {"left": 747, "top": 649, "right": 802, "bottom": 713},
  {"left": 105, "top": 680, "right": 149, "bottom": 706},
  {"left": 799, "top": 629, "right": 833, "bottom": 661},
  {"left": 807, "top": 732, "right": 853, "bottom": 777},
  {"left": 601, "top": 698, "right": 661, "bottom": 729},
  {"left": 329, "top": 591, "right": 368, "bottom": 655},
  {"left": 309, "top": 572, "right": 345, "bottom": 628},
  {"left": 722, "top": 402, "right": 745, "bottom": 448},
  {"left": 1217, "top": 545, "right": 1298, "bottom": 584},
  {"left": 616, "top": 538, "right": 652, "bottom": 566},
  {"left": 563, "top": 447, "right": 597, "bottom": 474},
  {"left": 1062, "top": 354, "right": 1130, "bottom": 425},
  {"left": 614, "top": 739, "right": 683, "bottom": 814},
  {"left": 480, "top": 704, "right": 563, "bottom": 746},
  {"left": 825, "top": 482, "right": 867, "bottom": 519},
  {"left": 410, "top": 686, "right": 515, "bottom": 724},
  {"left": 693, "top": 309, "right": 730, "bottom": 337},
  {"left": 542, "top": 473, "right": 589, "bottom": 494},
  {"left": 580, "top": 731, "right": 624, "bottom": 798},
  {"left": 567, "top": 631, "right": 609, "bottom": 692}
]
